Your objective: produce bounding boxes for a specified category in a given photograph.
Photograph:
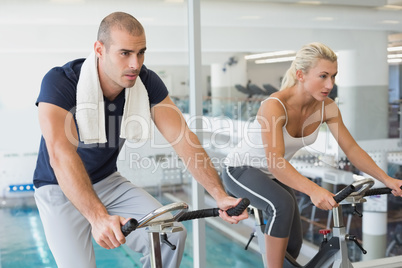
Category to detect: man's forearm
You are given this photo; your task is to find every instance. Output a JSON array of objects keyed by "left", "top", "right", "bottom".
[
  {"left": 49, "top": 147, "right": 107, "bottom": 224},
  {"left": 173, "top": 131, "right": 228, "bottom": 201}
]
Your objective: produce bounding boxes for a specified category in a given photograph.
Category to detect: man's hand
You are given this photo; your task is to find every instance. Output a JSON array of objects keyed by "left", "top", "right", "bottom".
[
  {"left": 90, "top": 215, "right": 130, "bottom": 249},
  {"left": 217, "top": 196, "right": 249, "bottom": 224}
]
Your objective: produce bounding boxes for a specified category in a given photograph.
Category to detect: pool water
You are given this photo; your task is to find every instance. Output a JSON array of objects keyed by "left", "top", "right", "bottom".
[{"left": 0, "top": 201, "right": 263, "bottom": 268}]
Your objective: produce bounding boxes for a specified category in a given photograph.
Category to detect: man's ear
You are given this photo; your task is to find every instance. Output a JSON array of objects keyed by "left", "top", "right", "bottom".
[{"left": 94, "top": 41, "right": 104, "bottom": 58}]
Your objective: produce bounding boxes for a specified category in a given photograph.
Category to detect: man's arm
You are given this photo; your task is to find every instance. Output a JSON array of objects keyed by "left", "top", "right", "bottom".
[
  {"left": 151, "top": 96, "right": 248, "bottom": 223},
  {"left": 38, "top": 102, "right": 128, "bottom": 248}
]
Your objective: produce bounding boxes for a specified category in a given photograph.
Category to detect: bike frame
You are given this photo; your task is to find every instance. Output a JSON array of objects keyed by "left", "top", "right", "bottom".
[
  {"left": 121, "top": 198, "right": 250, "bottom": 268},
  {"left": 135, "top": 202, "right": 189, "bottom": 268},
  {"left": 253, "top": 177, "right": 374, "bottom": 268}
]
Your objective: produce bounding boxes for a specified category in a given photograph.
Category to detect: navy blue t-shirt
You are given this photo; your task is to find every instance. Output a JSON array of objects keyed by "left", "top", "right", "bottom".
[{"left": 33, "top": 58, "right": 168, "bottom": 188}]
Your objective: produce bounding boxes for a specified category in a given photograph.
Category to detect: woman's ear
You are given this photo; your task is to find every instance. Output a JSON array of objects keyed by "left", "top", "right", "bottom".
[{"left": 296, "top": 69, "right": 304, "bottom": 82}]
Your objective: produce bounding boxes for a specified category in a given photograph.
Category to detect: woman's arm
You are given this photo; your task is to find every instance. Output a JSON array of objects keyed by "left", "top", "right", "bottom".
[
  {"left": 259, "top": 99, "right": 337, "bottom": 210},
  {"left": 325, "top": 100, "right": 402, "bottom": 196}
]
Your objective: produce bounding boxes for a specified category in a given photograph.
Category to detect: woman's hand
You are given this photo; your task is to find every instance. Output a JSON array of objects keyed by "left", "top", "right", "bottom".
[
  {"left": 384, "top": 177, "right": 402, "bottom": 197},
  {"left": 309, "top": 186, "right": 338, "bottom": 211}
]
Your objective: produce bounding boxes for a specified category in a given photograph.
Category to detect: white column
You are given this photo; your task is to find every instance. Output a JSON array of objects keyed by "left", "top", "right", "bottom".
[
  {"left": 187, "top": 1, "right": 206, "bottom": 267},
  {"left": 336, "top": 37, "right": 389, "bottom": 141},
  {"left": 360, "top": 151, "right": 388, "bottom": 260},
  {"left": 336, "top": 34, "right": 389, "bottom": 261},
  {"left": 210, "top": 56, "right": 247, "bottom": 117}
]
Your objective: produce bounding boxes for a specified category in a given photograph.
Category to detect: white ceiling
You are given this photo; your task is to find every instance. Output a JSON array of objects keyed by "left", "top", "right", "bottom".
[
  {"left": 1, "top": 0, "right": 401, "bottom": 31},
  {"left": 0, "top": 0, "right": 401, "bottom": 65},
  {"left": 214, "top": 0, "right": 401, "bottom": 7}
]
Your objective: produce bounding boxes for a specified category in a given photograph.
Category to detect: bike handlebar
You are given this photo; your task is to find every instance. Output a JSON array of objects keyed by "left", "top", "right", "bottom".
[
  {"left": 122, "top": 218, "right": 139, "bottom": 237},
  {"left": 364, "top": 187, "right": 392, "bottom": 196},
  {"left": 333, "top": 177, "right": 374, "bottom": 204},
  {"left": 121, "top": 198, "right": 250, "bottom": 237},
  {"left": 333, "top": 184, "right": 356, "bottom": 203},
  {"left": 177, "top": 198, "right": 250, "bottom": 222},
  {"left": 123, "top": 180, "right": 399, "bottom": 236},
  {"left": 333, "top": 176, "right": 401, "bottom": 204}
]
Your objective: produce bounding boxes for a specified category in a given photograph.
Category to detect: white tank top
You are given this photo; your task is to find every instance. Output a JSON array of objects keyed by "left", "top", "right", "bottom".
[{"left": 224, "top": 97, "right": 324, "bottom": 172}]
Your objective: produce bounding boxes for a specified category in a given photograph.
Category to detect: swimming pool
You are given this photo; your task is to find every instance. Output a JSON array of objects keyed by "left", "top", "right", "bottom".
[{"left": 0, "top": 198, "right": 263, "bottom": 268}]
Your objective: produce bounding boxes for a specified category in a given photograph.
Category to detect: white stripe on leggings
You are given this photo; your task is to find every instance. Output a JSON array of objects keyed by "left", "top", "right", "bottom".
[{"left": 225, "top": 166, "right": 276, "bottom": 235}]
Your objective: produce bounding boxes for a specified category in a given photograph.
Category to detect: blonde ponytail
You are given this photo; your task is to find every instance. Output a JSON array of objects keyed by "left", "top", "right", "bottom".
[{"left": 280, "top": 42, "right": 337, "bottom": 91}]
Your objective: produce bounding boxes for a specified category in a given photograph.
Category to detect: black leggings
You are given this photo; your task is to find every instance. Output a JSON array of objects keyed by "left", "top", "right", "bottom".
[{"left": 222, "top": 165, "right": 302, "bottom": 258}]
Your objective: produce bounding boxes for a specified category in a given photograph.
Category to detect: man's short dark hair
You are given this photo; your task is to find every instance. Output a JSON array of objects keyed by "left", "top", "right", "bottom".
[{"left": 97, "top": 12, "right": 144, "bottom": 50}]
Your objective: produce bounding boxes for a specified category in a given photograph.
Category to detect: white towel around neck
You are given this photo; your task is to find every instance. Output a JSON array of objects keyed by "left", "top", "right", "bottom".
[{"left": 76, "top": 51, "right": 151, "bottom": 144}]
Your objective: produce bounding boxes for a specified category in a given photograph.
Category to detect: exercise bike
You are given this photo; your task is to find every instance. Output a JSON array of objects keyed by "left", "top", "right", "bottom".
[
  {"left": 245, "top": 176, "right": 396, "bottom": 268},
  {"left": 120, "top": 198, "right": 250, "bottom": 268}
]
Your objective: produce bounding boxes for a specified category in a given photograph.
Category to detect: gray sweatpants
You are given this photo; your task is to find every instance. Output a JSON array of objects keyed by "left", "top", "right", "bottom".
[{"left": 34, "top": 172, "right": 187, "bottom": 268}]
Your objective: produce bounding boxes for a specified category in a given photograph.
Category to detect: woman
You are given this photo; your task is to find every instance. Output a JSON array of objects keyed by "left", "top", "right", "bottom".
[{"left": 222, "top": 42, "right": 402, "bottom": 268}]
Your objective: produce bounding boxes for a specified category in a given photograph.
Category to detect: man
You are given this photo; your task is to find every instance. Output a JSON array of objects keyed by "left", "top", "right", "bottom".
[{"left": 33, "top": 11, "right": 247, "bottom": 268}]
